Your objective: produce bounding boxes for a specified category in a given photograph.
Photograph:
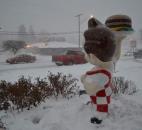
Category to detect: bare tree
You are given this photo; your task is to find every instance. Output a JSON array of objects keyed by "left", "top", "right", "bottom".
[{"left": 2, "top": 40, "right": 26, "bottom": 55}]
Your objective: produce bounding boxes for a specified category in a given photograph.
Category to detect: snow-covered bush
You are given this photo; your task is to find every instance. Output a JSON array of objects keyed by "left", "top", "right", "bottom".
[
  {"left": 0, "top": 119, "right": 6, "bottom": 130},
  {"left": 7, "top": 76, "right": 40, "bottom": 111},
  {"left": 0, "top": 80, "right": 11, "bottom": 111},
  {"left": 47, "top": 72, "right": 79, "bottom": 99},
  {"left": 0, "top": 72, "right": 79, "bottom": 111},
  {"left": 112, "top": 76, "right": 137, "bottom": 96}
]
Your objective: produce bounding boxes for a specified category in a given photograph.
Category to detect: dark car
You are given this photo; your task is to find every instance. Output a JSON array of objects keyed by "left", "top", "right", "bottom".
[
  {"left": 6, "top": 54, "right": 36, "bottom": 64},
  {"left": 52, "top": 50, "right": 87, "bottom": 66},
  {"left": 133, "top": 49, "right": 142, "bottom": 59}
]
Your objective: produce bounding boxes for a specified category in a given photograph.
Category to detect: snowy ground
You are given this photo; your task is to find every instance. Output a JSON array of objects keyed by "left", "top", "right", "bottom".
[{"left": 1, "top": 50, "right": 142, "bottom": 130}]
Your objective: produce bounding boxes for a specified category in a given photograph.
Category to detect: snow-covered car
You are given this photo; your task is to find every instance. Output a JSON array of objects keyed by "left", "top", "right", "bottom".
[
  {"left": 52, "top": 50, "right": 87, "bottom": 66},
  {"left": 133, "top": 49, "right": 142, "bottom": 59},
  {"left": 6, "top": 54, "right": 36, "bottom": 64}
]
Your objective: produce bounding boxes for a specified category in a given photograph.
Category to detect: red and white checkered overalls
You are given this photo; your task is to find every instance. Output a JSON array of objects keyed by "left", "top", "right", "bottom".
[{"left": 85, "top": 69, "right": 112, "bottom": 113}]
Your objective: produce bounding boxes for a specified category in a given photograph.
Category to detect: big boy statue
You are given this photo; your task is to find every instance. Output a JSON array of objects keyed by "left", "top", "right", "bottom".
[{"left": 81, "top": 15, "right": 133, "bottom": 124}]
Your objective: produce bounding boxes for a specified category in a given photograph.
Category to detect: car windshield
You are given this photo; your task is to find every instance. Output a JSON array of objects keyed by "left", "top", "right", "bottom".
[
  {"left": 66, "top": 51, "right": 78, "bottom": 55},
  {"left": 60, "top": 50, "right": 82, "bottom": 55}
]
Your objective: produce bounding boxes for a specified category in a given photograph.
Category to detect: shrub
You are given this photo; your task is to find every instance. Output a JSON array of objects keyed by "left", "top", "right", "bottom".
[
  {"left": 6, "top": 54, "right": 36, "bottom": 64},
  {"left": 0, "top": 119, "right": 6, "bottom": 130},
  {"left": 0, "top": 72, "right": 79, "bottom": 111},
  {"left": 47, "top": 72, "right": 79, "bottom": 99},
  {"left": 34, "top": 77, "right": 53, "bottom": 99},
  {"left": 8, "top": 76, "right": 35, "bottom": 111},
  {"left": 112, "top": 76, "right": 137, "bottom": 96},
  {"left": 0, "top": 80, "right": 11, "bottom": 111}
]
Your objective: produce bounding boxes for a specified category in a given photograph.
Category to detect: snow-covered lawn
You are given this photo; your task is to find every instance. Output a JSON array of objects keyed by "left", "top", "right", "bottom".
[{"left": 0, "top": 52, "right": 142, "bottom": 130}]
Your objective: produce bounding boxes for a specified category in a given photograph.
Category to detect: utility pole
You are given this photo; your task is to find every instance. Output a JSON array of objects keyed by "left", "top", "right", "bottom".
[{"left": 75, "top": 13, "right": 82, "bottom": 48}]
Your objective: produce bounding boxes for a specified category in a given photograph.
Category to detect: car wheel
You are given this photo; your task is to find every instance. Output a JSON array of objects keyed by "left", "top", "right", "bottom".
[{"left": 56, "top": 63, "right": 63, "bottom": 66}]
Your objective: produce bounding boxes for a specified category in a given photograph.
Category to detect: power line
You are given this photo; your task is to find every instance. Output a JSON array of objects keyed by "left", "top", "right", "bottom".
[{"left": 0, "top": 31, "right": 83, "bottom": 36}]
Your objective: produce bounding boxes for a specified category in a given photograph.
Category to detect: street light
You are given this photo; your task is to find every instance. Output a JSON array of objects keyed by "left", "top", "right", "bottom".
[{"left": 75, "top": 13, "right": 83, "bottom": 48}]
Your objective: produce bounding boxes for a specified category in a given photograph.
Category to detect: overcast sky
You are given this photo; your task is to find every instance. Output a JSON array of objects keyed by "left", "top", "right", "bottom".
[{"left": 0, "top": 0, "right": 142, "bottom": 33}]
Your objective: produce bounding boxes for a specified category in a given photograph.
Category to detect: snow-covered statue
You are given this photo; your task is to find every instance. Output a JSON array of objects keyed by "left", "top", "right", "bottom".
[
  {"left": 105, "top": 15, "right": 134, "bottom": 69},
  {"left": 81, "top": 17, "right": 116, "bottom": 124}
]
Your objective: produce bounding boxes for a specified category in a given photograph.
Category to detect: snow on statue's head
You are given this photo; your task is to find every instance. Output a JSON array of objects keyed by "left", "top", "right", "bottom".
[
  {"left": 84, "top": 17, "right": 116, "bottom": 66},
  {"left": 105, "top": 14, "right": 134, "bottom": 63}
]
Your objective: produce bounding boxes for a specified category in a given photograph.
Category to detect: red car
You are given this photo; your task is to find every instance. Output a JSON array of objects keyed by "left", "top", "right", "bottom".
[
  {"left": 52, "top": 50, "right": 87, "bottom": 66},
  {"left": 6, "top": 54, "right": 36, "bottom": 64}
]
